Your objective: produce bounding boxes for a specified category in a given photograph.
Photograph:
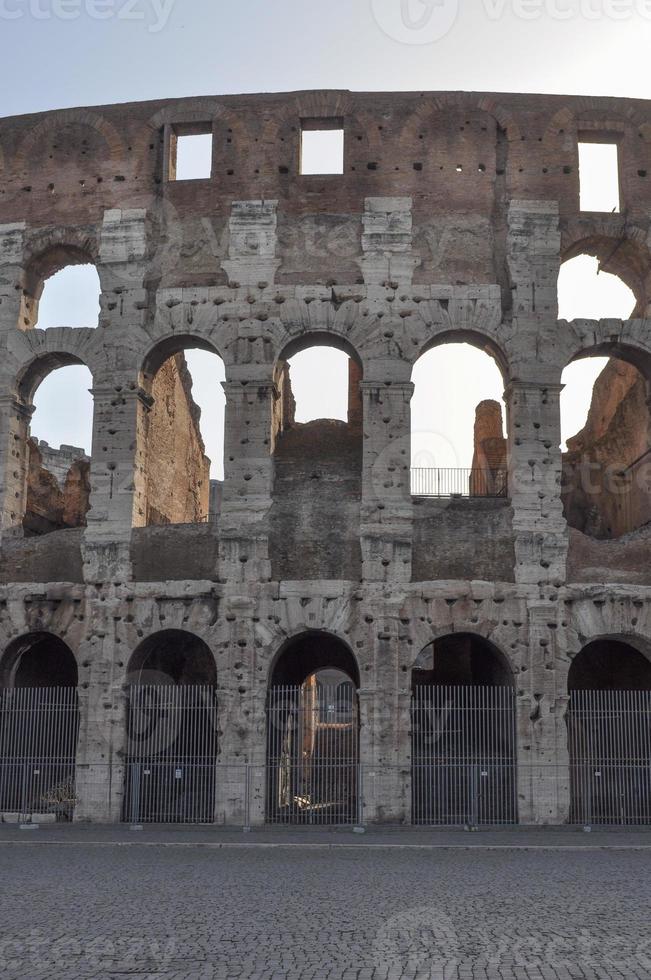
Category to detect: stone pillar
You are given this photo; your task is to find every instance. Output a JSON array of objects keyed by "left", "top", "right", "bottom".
[
  {"left": 83, "top": 382, "right": 149, "bottom": 582},
  {"left": 505, "top": 380, "right": 567, "bottom": 586},
  {"left": 0, "top": 394, "right": 32, "bottom": 536},
  {"left": 515, "top": 605, "right": 570, "bottom": 825},
  {"left": 360, "top": 380, "right": 414, "bottom": 583},
  {"left": 357, "top": 197, "right": 420, "bottom": 286},
  {"left": 0, "top": 222, "right": 27, "bottom": 334},
  {"left": 219, "top": 378, "right": 275, "bottom": 586},
  {"left": 506, "top": 200, "right": 567, "bottom": 586}
]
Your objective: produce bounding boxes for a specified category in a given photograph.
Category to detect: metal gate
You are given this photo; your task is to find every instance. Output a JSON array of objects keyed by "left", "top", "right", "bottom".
[
  {"left": 266, "top": 680, "right": 360, "bottom": 824},
  {"left": 123, "top": 684, "right": 219, "bottom": 824},
  {"left": 411, "top": 684, "right": 517, "bottom": 825},
  {"left": 0, "top": 686, "right": 79, "bottom": 821},
  {"left": 568, "top": 688, "right": 651, "bottom": 825}
]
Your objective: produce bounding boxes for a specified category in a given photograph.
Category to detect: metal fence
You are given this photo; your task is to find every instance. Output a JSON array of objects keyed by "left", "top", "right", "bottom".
[
  {"left": 123, "top": 684, "right": 219, "bottom": 824},
  {"left": 568, "top": 688, "right": 651, "bottom": 825},
  {"left": 411, "top": 468, "right": 508, "bottom": 498},
  {"left": 266, "top": 682, "right": 360, "bottom": 825},
  {"left": 0, "top": 686, "right": 79, "bottom": 821},
  {"left": 411, "top": 684, "right": 518, "bottom": 825}
]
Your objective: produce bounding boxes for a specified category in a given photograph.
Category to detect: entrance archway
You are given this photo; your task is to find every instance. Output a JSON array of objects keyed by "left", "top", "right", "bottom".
[
  {"left": 567, "top": 638, "right": 651, "bottom": 825},
  {"left": 411, "top": 634, "right": 517, "bottom": 825},
  {"left": 266, "top": 632, "right": 360, "bottom": 825},
  {"left": 0, "top": 633, "right": 79, "bottom": 821},
  {"left": 122, "top": 631, "right": 218, "bottom": 824}
]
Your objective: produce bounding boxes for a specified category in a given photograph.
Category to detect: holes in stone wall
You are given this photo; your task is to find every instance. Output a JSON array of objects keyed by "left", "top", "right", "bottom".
[
  {"left": 578, "top": 141, "right": 620, "bottom": 213},
  {"left": 300, "top": 119, "right": 344, "bottom": 175}
]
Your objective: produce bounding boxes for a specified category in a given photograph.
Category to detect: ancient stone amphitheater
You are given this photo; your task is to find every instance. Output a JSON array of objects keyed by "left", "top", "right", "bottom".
[{"left": 0, "top": 90, "right": 650, "bottom": 827}]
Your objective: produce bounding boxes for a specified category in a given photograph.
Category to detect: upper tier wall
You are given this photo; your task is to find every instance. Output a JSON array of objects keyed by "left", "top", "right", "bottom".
[{"left": 1, "top": 90, "right": 650, "bottom": 295}]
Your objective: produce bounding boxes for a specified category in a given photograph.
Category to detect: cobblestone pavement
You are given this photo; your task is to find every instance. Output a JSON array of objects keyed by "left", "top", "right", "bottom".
[{"left": 1, "top": 842, "right": 650, "bottom": 980}]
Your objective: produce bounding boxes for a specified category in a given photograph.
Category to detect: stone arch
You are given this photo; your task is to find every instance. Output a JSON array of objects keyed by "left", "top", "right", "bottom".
[
  {"left": 126, "top": 629, "right": 217, "bottom": 686},
  {"left": 13, "top": 108, "right": 125, "bottom": 172},
  {"left": 412, "top": 326, "right": 510, "bottom": 384},
  {"left": 16, "top": 348, "right": 92, "bottom": 404},
  {"left": 0, "top": 631, "right": 79, "bottom": 688},
  {"left": 560, "top": 231, "right": 651, "bottom": 316},
  {"left": 140, "top": 332, "right": 225, "bottom": 383},
  {"left": 268, "top": 629, "right": 361, "bottom": 689},
  {"left": 568, "top": 635, "right": 651, "bottom": 691},
  {"left": 411, "top": 632, "right": 514, "bottom": 688},
  {"left": 400, "top": 94, "right": 522, "bottom": 144}
]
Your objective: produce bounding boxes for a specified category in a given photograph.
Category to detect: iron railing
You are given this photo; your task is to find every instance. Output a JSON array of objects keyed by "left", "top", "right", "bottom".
[
  {"left": 0, "top": 686, "right": 79, "bottom": 821},
  {"left": 266, "top": 683, "right": 360, "bottom": 825},
  {"left": 411, "top": 684, "right": 518, "bottom": 825},
  {"left": 568, "top": 688, "right": 651, "bottom": 825},
  {"left": 411, "top": 467, "right": 508, "bottom": 498},
  {"left": 123, "top": 684, "right": 219, "bottom": 824},
  {"left": 2, "top": 683, "right": 651, "bottom": 827}
]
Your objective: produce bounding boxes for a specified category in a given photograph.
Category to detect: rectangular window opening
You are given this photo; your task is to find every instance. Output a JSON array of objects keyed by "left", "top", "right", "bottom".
[
  {"left": 578, "top": 141, "right": 620, "bottom": 213},
  {"left": 300, "top": 119, "right": 344, "bottom": 175},
  {"left": 169, "top": 126, "right": 213, "bottom": 181}
]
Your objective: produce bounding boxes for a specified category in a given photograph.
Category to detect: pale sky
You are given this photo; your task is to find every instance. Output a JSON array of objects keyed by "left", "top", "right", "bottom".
[{"left": 11, "top": 1, "right": 647, "bottom": 478}]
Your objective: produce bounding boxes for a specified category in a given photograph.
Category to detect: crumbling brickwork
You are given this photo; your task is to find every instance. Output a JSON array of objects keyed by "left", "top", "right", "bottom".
[{"left": 0, "top": 89, "right": 650, "bottom": 825}]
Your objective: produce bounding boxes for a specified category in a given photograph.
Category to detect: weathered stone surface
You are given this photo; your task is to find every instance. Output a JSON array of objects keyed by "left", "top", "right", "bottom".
[{"left": 0, "top": 90, "right": 649, "bottom": 825}]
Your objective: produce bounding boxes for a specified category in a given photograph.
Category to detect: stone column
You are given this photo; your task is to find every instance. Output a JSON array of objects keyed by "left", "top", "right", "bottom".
[
  {"left": 0, "top": 222, "right": 27, "bottom": 334},
  {"left": 0, "top": 395, "right": 32, "bottom": 536},
  {"left": 358, "top": 627, "right": 411, "bottom": 825},
  {"left": 218, "top": 378, "right": 275, "bottom": 586},
  {"left": 505, "top": 380, "right": 567, "bottom": 586},
  {"left": 506, "top": 200, "right": 567, "bottom": 586},
  {"left": 516, "top": 605, "right": 570, "bottom": 825},
  {"left": 360, "top": 380, "right": 414, "bottom": 583},
  {"left": 83, "top": 381, "right": 150, "bottom": 582}
]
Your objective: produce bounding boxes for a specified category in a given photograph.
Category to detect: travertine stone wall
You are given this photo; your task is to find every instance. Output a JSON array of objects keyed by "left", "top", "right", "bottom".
[{"left": 0, "top": 89, "right": 650, "bottom": 824}]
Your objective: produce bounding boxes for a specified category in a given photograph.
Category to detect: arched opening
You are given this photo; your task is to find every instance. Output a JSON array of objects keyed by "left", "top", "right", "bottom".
[
  {"left": 123, "top": 630, "right": 218, "bottom": 824},
  {"left": 269, "top": 336, "right": 363, "bottom": 581},
  {"left": 20, "top": 246, "right": 100, "bottom": 331},
  {"left": 19, "top": 361, "right": 93, "bottom": 537},
  {"left": 0, "top": 633, "right": 79, "bottom": 821},
  {"left": 140, "top": 340, "right": 225, "bottom": 527},
  {"left": 35, "top": 264, "right": 101, "bottom": 330},
  {"left": 567, "top": 639, "right": 651, "bottom": 825},
  {"left": 411, "top": 633, "right": 517, "bottom": 825},
  {"left": 266, "top": 632, "right": 360, "bottom": 825},
  {"left": 559, "top": 258, "right": 649, "bottom": 540},
  {"left": 410, "top": 340, "right": 508, "bottom": 498}
]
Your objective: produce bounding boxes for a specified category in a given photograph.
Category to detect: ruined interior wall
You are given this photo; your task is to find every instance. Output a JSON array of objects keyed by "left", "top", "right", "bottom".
[
  {"left": 269, "top": 419, "right": 362, "bottom": 581},
  {"left": 562, "top": 360, "right": 650, "bottom": 539},
  {"left": 144, "top": 353, "right": 211, "bottom": 525},
  {"left": 470, "top": 399, "right": 507, "bottom": 494},
  {"left": 24, "top": 438, "right": 90, "bottom": 535}
]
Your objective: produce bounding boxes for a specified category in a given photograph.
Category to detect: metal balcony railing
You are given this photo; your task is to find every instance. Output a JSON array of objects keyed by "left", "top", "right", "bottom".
[{"left": 410, "top": 467, "right": 508, "bottom": 498}]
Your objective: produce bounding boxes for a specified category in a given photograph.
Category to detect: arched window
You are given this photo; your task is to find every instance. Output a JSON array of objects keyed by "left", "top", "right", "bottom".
[
  {"left": 411, "top": 634, "right": 516, "bottom": 825},
  {"left": 266, "top": 632, "right": 360, "bottom": 825},
  {"left": 567, "top": 639, "right": 651, "bottom": 825},
  {"left": 269, "top": 337, "right": 363, "bottom": 581},
  {"left": 123, "top": 630, "right": 218, "bottom": 824},
  {"left": 140, "top": 343, "right": 225, "bottom": 527},
  {"left": 36, "top": 264, "right": 101, "bottom": 330},
  {"left": 0, "top": 633, "right": 79, "bottom": 822},
  {"left": 559, "top": 256, "right": 648, "bottom": 539},
  {"left": 24, "top": 363, "right": 93, "bottom": 536},
  {"left": 410, "top": 341, "right": 507, "bottom": 498}
]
